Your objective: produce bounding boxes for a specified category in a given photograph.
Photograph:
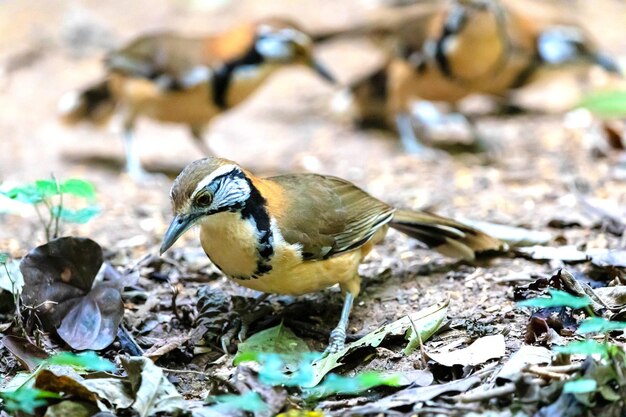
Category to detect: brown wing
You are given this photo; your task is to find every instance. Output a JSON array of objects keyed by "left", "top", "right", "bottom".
[
  {"left": 267, "top": 174, "right": 395, "bottom": 260},
  {"left": 106, "top": 33, "right": 209, "bottom": 81}
]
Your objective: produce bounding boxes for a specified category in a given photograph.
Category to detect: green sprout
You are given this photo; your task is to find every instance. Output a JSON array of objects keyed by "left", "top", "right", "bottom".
[{"left": 1, "top": 178, "right": 99, "bottom": 241}]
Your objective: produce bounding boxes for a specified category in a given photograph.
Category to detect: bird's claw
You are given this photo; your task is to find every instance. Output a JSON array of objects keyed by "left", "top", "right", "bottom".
[
  {"left": 324, "top": 327, "right": 346, "bottom": 355},
  {"left": 237, "top": 322, "right": 249, "bottom": 342}
]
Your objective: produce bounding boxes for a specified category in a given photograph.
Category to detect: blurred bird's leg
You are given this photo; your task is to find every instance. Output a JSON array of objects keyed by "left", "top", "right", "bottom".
[
  {"left": 325, "top": 291, "right": 354, "bottom": 354},
  {"left": 237, "top": 293, "right": 271, "bottom": 342},
  {"left": 122, "top": 118, "right": 149, "bottom": 181},
  {"left": 395, "top": 112, "right": 430, "bottom": 155},
  {"left": 190, "top": 125, "right": 213, "bottom": 156}
]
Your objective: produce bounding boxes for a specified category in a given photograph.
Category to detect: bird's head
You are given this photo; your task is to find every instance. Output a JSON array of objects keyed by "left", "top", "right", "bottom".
[
  {"left": 160, "top": 157, "right": 252, "bottom": 254},
  {"left": 253, "top": 19, "right": 336, "bottom": 83},
  {"left": 538, "top": 26, "right": 622, "bottom": 76}
]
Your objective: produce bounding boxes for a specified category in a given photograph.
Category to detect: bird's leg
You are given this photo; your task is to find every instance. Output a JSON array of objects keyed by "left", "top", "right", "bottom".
[
  {"left": 395, "top": 112, "right": 429, "bottom": 155},
  {"left": 451, "top": 103, "right": 492, "bottom": 154},
  {"left": 325, "top": 291, "right": 354, "bottom": 354},
  {"left": 190, "top": 126, "right": 213, "bottom": 156},
  {"left": 237, "top": 293, "right": 271, "bottom": 342},
  {"left": 122, "top": 123, "right": 150, "bottom": 181}
]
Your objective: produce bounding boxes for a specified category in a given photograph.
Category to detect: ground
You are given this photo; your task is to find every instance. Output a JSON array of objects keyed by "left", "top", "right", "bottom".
[{"left": 1, "top": 0, "right": 626, "bottom": 416}]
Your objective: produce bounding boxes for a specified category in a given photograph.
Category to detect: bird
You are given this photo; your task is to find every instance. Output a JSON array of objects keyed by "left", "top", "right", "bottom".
[
  {"left": 159, "top": 157, "right": 504, "bottom": 353},
  {"left": 332, "top": 0, "right": 622, "bottom": 154},
  {"left": 58, "top": 18, "right": 336, "bottom": 180}
]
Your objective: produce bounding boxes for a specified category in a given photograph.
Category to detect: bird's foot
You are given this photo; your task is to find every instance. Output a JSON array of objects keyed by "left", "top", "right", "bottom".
[
  {"left": 231, "top": 294, "right": 273, "bottom": 342},
  {"left": 323, "top": 327, "right": 347, "bottom": 355}
]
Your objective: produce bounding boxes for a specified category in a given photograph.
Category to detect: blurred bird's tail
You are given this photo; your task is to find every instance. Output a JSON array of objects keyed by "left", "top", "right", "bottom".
[
  {"left": 390, "top": 210, "right": 506, "bottom": 260},
  {"left": 57, "top": 80, "right": 116, "bottom": 125}
]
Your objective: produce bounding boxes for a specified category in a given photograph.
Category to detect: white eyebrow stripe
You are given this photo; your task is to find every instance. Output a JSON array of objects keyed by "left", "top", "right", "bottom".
[{"left": 191, "top": 164, "right": 239, "bottom": 198}]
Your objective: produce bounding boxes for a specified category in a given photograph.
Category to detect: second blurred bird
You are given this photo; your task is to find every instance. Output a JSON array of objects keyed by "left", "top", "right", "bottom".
[
  {"left": 331, "top": 0, "right": 622, "bottom": 153},
  {"left": 58, "top": 18, "right": 335, "bottom": 180}
]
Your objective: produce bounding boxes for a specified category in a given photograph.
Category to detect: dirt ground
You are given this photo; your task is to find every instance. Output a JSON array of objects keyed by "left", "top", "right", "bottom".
[{"left": 1, "top": 0, "right": 626, "bottom": 416}]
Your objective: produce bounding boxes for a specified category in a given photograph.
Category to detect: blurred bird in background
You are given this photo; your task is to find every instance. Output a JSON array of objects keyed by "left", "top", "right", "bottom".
[
  {"left": 58, "top": 18, "right": 336, "bottom": 180},
  {"left": 327, "top": 0, "right": 622, "bottom": 154}
]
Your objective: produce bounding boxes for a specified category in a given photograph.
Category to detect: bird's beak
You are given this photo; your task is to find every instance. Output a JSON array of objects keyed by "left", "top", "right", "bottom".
[
  {"left": 160, "top": 214, "right": 197, "bottom": 255},
  {"left": 593, "top": 52, "right": 622, "bottom": 76},
  {"left": 308, "top": 58, "right": 336, "bottom": 84}
]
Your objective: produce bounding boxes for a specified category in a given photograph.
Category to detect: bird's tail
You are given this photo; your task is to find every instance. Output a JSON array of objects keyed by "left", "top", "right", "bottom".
[
  {"left": 57, "top": 79, "right": 116, "bottom": 126},
  {"left": 389, "top": 210, "right": 505, "bottom": 260}
]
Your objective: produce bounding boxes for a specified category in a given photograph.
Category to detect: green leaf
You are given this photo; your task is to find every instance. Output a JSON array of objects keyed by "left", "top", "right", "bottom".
[
  {"left": 35, "top": 180, "right": 60, "bottom": 199},
  {"left": 61, "top": 179, "right": 96, "bottom": 200},
  {"left": 554, "top": 340, "right": 613, "bottom": 357},
  {"left": 2, "top": 184, "right": 43, "bottom": 205},
  {"left": 205, "top": 392, "right": 268, "bottom": 413},
  {"left": 234, "top": 323, "right": 310, "bottom": 369},
  {"left": 579, "top": 90, "right": 626, "bottom": 118},
  {"left": 576, "top": 317, "right": 626, "bottom": 334},
  {"left": 45, "top": 351, "right": 116, "bottom": 372},
  {"left": 517, "top": 289, "right": 591, "bottom": 309},
  {"left": 563, "top": 379, "right": 598, "bottom": 394},
  {"left": 0, "top": 387, "right": 61, "bottom": 413},
  {"left": 304, "top": 372, "right": 402, "bottom": 400},
  {"left": 0, "top": 253, "right": 8, "bottom": 264},
  {"left": 249, "top": 353, "right": 320, "bottom": 387},
  {"left": 56, "top": 206, "right": 100, "bottom": 224}
]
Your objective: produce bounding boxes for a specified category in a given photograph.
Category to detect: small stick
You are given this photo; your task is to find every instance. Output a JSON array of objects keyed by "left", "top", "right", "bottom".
[
  {"left": 528, "top": 363, "right": 583, "bottom": 374},
  {"left": 525, "top": 366, "right": 567, "bottom": 380},
  {"left": 161, "top": 367, "right": 208, "bottom": 376},
  {"left": 458, "top": 378, "right": 546, "bottom": 403}
]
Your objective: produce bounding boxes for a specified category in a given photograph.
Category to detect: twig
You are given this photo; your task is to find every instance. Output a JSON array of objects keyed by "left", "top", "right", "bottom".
[
  {"left": 407, "top": 315, "right": 427, "bottom": 368},
  {"left": 160, "top": 367, "right": 209, "bottom": 376},
  {"left": 171, "top": 283, "right": 181, "bottom": 320},
  {"left": 124, "top": 252, "right": 153, "bottom": 274},
  {"left": 3, "top": 261, "right": 28, "bottom": 341},
  {"left": 494, "top": 275, "right": 536, "bottom": 283},
  {"left": 458, "top": 378, "right": 546, "bottom": 403},
  {"left": 41, "top": 198, "right": 54, "bottom": 242},
  {"left": 414, "top": 404, "right": 481, "bottom": 415},
  {"left": 526, "top": 367, "right": 568, "bottom": 380},
  {"left": 32, "top": 204, "right": 48, "bottom": 242},
  {"left": 52, "top": 174, "right": 62, "bottom": 240},
  {"left": 528, "top": 363, "right": 583, "bottom": 374}
]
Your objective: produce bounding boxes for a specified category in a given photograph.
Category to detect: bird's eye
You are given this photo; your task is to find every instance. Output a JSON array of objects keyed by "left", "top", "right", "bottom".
[{"left": 195, "top": 194, "right": 212, "bottom": 206}]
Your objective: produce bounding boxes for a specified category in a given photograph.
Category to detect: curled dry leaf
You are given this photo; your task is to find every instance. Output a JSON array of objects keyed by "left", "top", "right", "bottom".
[
  {"left": 20, "top": 237, "right": 124, "bottom": 350},
  {"left": 588, "top": 249, "right": 626, "bottom": 268},
  {"left": 427, "top": 334, "right": 506, "bottom": 367},
  {"left": 82, "top": 356, "right": 186, "bottom": 416},
  {"left": 517, "top": 246, "right": 588, "bottom": 263},
  {"left": 1, "top": 335, "right": 49, "bottom": 372},
  {"left": 35, "top": 370, "right": 99, "bottom": 403},
  {"left": 496, "top": 345, "right": 552, "bottom": 383}
]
